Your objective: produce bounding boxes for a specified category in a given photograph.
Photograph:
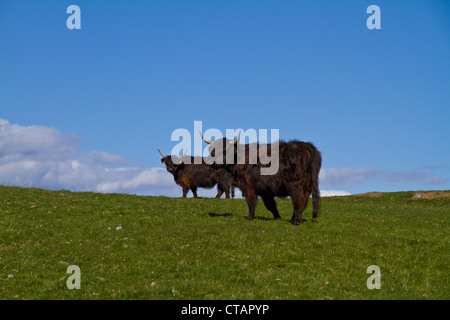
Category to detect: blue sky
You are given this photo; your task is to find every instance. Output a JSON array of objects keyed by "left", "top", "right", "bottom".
[{"left": 1, "top": 0, "right": 449, "bottom": 196}]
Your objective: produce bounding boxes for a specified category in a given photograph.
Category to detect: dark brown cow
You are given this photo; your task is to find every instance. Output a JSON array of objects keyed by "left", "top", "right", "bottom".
[
  {"left": 201, "top": 134, "right": 321, "bottom": 225},
  {"left": 159, "top": 150, "right": 235, "bottom": 198}
]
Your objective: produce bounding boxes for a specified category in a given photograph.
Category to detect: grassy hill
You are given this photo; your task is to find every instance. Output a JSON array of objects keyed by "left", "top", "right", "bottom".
[{"left": 0, "top": 186, "right": 448, "bottom": 300}]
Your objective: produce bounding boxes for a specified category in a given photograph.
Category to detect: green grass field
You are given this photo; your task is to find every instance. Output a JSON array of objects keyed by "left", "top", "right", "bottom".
[{"left": 0, "top": 186, "right": 448, "bottom": 300}]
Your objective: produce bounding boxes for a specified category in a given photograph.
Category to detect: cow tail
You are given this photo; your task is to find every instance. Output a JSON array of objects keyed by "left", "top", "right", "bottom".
[{"left": 311, "top": 148, "right": 322, "bottom": 221}]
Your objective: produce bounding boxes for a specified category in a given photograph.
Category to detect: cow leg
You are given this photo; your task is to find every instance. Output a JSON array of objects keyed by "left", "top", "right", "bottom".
[
  {"left": 218, "top": 179, "right": 230, "bottom": 199},
  {"left": 224, "top": 183, "right": 230, "bottom": 199},
  {"left": 182, "top": 186, "right": 189, "bottom": 198},
  {"left": 261, "top": 195, "right": 281, "bottom": 220},
  {"left": 289, "top": 188, "right": 310, "bottom": 225},
  {"left": 215, "top": 185, "right": 224, "bottom": 198},
  {"left": 191, "top": 187, "right": 198, "bottom": 198},
  {"left": 244, "top": 188, "right": 258, "bottom": 220}
]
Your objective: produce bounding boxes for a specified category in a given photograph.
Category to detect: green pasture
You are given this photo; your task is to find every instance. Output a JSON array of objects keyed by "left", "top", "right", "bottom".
[{"left": 0, "top": 186, "right": 448, "bottom": 299}]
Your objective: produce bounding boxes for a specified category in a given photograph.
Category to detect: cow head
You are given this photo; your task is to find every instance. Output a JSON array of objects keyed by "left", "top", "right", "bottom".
[{"left": 158, "top": 149, "right": 187, "bottom": 174}]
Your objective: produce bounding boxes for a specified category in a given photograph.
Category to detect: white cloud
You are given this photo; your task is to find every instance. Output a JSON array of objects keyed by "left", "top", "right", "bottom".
[
  {"left": 0, "top": 118, "right": 179, "bottom": 196},
  {"left": 320, "top": 190, "right": 352, "bottom": 197},
  {"left": 319, "top": 167, "right": 380, "bottom": 188},
  {"left": 94, "top": 167, "right": 177, "bottom": 195},
  {"left": 0, "top": 118, "right": 79, "bottom": 161},
  {"left": 81, "top": 150, "right": 128, "bottom": 166}
]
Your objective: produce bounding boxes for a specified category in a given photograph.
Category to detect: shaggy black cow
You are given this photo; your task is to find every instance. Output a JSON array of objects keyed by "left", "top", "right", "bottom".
[
  {"left": 159, "top": 150, "right": 235, "bottom": 198},
  {"left": 200, "top": 134, "right": 321, "bottom": 225}
]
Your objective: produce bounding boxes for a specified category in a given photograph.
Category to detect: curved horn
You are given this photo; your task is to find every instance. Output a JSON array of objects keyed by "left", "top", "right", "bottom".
[
  {"left": 175, "top": 149, "right": 188, "bottom": 164},
  {"left": 158, "top": 149, "right": 167, "bottom": 158},
  {"left": 229, "top": 130, "right": 241, "bottom": 145},
  {"left": 177, "top": 149, "right": 188, "bottom": 159},
  {"left": 199, "top": 131, "right": 213, "bottom": 144}
]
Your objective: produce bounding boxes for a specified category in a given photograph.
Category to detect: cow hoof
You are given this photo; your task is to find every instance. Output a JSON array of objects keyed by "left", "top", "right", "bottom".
[
  {"left": 291, "top": 218, "right": 306, "bottom": 225},
  {"left": 246, "top": 216, "right": 254, "bottom": 221}
]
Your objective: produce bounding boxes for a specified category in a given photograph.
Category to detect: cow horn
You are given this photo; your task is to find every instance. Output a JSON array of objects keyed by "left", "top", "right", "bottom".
[
  {"left": 178, "top": 149, "right": 188, "bottom": 159},
  {"left": 229, "top": 130, "right": 241, "bottom": 145},
  {"left": 199, "top": 131, "right": 213, "bottom": 144},
  {"left": 158, "top": 149, "right": 167, "bottom": 158}
]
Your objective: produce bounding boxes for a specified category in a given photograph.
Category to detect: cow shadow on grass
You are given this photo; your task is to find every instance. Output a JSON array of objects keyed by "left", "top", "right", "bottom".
[
  {"left": 208, "top": 212, "right": 272, "bottom": 220},
  {"left": 252, "top": 216, "right": 308, "bottom": 223},
  {"left": 208, "top": 212, "right": 233, "bottom": 218},
  {"left": 207, "top": 212, "right": 299, "bottom": 223}
]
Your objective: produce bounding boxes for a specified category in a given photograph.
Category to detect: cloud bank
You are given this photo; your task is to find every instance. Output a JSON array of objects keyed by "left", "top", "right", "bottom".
[
  {"left": 0, "top": 118, "right": 351, "bottom": 196},
  {"left": 1, "top": 119, "right": 446, "bottom": 197},
  {"left": 319, "top": 167, "right": 381, "bottom": 188},
  {"left": 0, "top": 119, "right": 177, "bottom": 196}
]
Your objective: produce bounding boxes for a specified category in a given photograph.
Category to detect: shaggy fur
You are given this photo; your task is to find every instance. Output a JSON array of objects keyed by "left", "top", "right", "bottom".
[
  {"left": 161, "top": 155, "right": 235, "bottom": 198},
  {"left": 205, "top": 139, "right": 321, "bottom": 225}
]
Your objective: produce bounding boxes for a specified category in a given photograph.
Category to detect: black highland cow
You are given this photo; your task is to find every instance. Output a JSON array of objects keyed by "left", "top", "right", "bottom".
[
  {"left": 201, "top": 134, "right": 321, "bottom": 225},
  {"left": 159, "top": 150, "right": 235, "bottom": 198}
]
